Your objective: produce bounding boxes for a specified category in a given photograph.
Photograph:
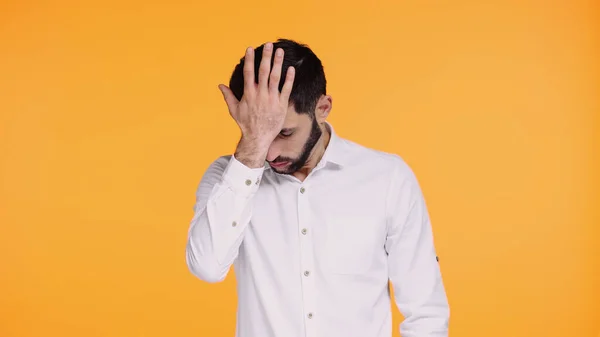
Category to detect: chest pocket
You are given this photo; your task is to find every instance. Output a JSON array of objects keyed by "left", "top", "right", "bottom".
[{"left": 325, "top": 215, "right": 381, "bottom": 275}]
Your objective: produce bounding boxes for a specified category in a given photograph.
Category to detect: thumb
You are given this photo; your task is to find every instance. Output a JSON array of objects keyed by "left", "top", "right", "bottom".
[{"left": 218, "top": 84, "right": 238, "bottom": 113}]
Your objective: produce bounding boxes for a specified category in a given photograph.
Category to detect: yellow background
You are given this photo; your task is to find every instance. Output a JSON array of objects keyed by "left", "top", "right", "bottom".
[{"left": 1, "top": 0, "right": 598, "bottom": 336}]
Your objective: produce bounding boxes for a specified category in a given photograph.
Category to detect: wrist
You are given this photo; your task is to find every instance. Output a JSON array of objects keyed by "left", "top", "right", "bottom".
[{"left": 234, "top": 137, "right": 270, "bottom": 168}]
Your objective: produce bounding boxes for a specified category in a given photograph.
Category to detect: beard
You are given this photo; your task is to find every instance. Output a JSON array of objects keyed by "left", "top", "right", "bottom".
[{"left": 270, "top": 117, "right": 323, "bottom": 175}]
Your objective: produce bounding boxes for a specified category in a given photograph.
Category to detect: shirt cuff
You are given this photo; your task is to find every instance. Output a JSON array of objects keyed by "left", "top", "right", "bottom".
[{"left": 221, "top": 155, "right": 265, "bottom": 197}]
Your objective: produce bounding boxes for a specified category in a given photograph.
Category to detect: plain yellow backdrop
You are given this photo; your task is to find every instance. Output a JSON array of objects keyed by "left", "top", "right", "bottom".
[{"left": 1, "top": 0, "right": 598, "bottom": 336}]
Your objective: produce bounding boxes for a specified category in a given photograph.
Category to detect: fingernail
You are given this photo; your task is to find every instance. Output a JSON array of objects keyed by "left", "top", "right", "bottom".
[{"left": 265, "top": 43, "right": 272, "bottom": 50}]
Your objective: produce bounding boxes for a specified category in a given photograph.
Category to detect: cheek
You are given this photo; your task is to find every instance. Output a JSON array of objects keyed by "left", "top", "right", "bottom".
[
  {"left": 273, "top": 138, "right": 295, "bottom": 151},
  {"left": 276, "top": 137, "right": 304, "bottom": 155},
  {"left": 290, "top": 134, "right": 309, "bottom": 149}
]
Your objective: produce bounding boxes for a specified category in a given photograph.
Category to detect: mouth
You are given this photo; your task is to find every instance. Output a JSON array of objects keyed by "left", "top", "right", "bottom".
[{"left": 269, "top": 161, "right": 289, "bottom": 169}]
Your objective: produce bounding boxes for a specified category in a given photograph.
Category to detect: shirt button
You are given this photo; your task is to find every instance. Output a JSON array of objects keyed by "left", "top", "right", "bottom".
[
  {"left": 307, "top": 313, "right": 313, "bottom": 319},
  {"left": 232, "top": 221, "right": 237, "bottom": 227},
  {"left": 301, "top": 228, "right": 308, "bottom": 235},
  {"left": 245, "top": 179, "right": 252, "bottom": 186},
  {"left": 300, "top": 187, "right": 306, "bottom": 194},
  {"left": 304, "top": 270, "right": 310, "bottom": 277}
]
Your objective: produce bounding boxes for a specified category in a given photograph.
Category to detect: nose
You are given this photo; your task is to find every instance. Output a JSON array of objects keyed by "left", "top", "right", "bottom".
[{"left": 266, "top": 141, "right": 281, "bottom": 162}]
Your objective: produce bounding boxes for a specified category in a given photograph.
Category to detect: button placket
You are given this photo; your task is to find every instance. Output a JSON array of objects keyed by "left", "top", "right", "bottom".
[{"left": 297, "top": 183, "right": 316, "bottom": 334}]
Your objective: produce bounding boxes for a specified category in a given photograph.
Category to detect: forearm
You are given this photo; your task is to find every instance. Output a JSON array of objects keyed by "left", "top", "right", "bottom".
[{"left": 185, "top": 155, "right": 264, "bottom": 283}]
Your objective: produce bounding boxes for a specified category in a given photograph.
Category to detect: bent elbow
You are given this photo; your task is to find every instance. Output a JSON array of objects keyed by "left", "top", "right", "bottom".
[{"left": 185, "top": 247, "right": 228, "bottom": 283}]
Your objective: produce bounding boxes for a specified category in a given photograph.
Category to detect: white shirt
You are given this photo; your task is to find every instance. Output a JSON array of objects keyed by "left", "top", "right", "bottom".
[{"left": 186, "top": 123, "right": 449, "bottom": 337}]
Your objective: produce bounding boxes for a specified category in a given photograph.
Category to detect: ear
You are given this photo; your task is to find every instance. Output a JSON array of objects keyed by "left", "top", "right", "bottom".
[{"left": 314, "top": 95, "right": 332, "bottom": 123}]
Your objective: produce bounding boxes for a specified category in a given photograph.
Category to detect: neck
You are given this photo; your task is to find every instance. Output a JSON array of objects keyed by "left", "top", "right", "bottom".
[{"left": 292, "top": 124, "right": 331, "bottom": 181}]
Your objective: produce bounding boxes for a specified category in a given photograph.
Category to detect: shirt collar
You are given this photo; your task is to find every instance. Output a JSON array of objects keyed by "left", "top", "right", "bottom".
[{"left": 319, "top": 121, "right": 347, "bottom": 168}]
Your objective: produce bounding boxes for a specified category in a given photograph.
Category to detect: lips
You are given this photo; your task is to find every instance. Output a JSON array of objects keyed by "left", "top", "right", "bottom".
[{"left": 269, "top": 161, "right": 289, "bottom": 168}]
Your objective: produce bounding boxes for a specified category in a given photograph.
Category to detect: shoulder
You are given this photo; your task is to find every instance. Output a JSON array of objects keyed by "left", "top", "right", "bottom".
[{"left": 339, "top": 137, "right": 415, "bottom": 180}]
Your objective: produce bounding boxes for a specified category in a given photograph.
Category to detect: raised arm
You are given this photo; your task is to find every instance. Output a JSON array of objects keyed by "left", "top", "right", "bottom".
[{"left": 185, "top": 42, "right": 295, "bottom": 283}]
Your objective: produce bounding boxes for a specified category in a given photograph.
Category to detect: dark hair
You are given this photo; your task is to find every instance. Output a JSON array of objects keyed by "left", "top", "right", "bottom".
[{"left": 228, "top": 38, "right": 326, "bottom": 117}]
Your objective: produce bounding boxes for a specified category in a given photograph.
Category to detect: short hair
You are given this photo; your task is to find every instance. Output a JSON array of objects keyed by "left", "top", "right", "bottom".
[{"left": 228, "top": 38, "right": 327, "bottom": 117}]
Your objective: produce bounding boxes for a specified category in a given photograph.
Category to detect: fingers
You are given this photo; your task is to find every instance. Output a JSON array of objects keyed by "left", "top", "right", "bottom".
[
  {"left": 279, "top": 66, "right": 295, "bottom": 104},
  {"left": 243, "top": 47, "right": 255, "bottom": 96},
  {"left": 218, "top": 84, "right": 238, "bottom": 115},
  {"left": 269, "top": 48, "right": 284, "bottom": 95},
  {"left": 258, "top": 42, "right": 273, "bottom": 93}
]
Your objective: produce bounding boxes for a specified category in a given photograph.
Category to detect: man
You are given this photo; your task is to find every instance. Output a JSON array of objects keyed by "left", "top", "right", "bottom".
[{"left": 185, "top": 38, "right": 449, "bottom": 337}]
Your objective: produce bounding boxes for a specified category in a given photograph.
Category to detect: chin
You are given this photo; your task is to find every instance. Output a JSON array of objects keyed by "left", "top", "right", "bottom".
[{"left": 273, "top": 167, "right": 292, "bottom": 175}]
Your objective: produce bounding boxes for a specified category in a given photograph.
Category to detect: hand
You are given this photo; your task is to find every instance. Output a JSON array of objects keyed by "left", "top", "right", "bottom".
[{"left": 219, "top": 43, "right": 296, "bottom": 150}]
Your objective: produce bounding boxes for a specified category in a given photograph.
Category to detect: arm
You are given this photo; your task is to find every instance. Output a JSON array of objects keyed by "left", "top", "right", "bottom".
[
  {"left": 186, "top": 41, "right": 295, "bottom": 283},
  {"left": 185, "top": 154, "right": 264, "bottom": 283},
  {"left": 385, "top": 159, "right": 450, "bottom": 336}
]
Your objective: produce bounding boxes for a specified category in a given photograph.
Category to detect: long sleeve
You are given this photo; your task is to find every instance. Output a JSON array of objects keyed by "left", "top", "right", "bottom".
[
  {"left": 185, "top": 155, "right": 264, "bottom": 283},
  {"left": 385, "top": 159, "right": 450, "bottom": 336}
]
